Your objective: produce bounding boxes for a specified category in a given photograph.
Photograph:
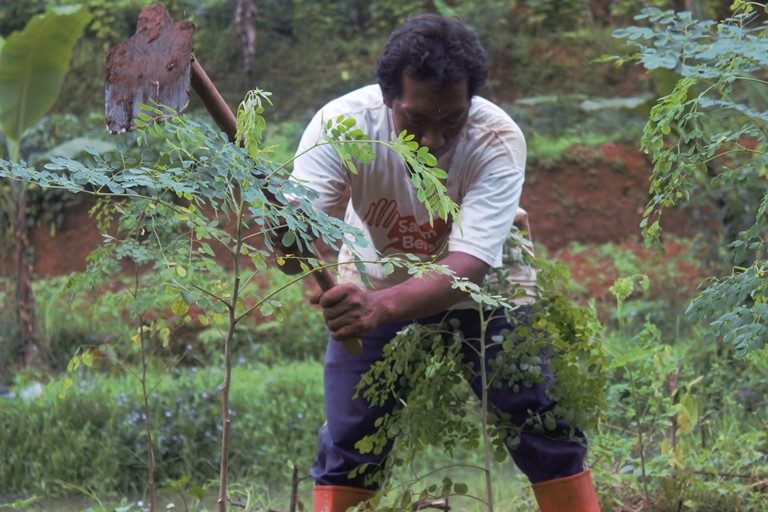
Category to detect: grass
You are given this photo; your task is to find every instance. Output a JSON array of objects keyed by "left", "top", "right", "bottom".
[
  {"left": 0, "top": 363, "right": 325, "bottom": 498},
  {"left": 383, "top": 449, "right": 537, "bottom": 512},
  {"left": 4, "top": 485, "right": 313, "bottom": 512},
  {"left": 6, "top": 459, "right": 535, "bottom": 512}
]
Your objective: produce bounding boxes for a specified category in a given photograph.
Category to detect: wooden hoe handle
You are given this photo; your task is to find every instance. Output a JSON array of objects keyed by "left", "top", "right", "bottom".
[{"left": 189, "top": 57, "right": 362, "bottom": 355}]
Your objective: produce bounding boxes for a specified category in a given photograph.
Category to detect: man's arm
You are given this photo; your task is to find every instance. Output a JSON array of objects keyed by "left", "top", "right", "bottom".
[
  {"left": 312, "top": 209, "right": 530, "bottom": 341},
  {"left": 311, "top": 251, "right": 489, "bottom": 341}
]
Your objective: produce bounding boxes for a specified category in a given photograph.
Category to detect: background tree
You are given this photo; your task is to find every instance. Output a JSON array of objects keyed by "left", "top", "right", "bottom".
[{"left": 0, "top": 5, "right": 91, "bottom": 366}]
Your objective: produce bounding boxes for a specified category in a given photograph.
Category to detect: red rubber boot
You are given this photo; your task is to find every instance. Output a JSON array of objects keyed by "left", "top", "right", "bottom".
[
  {"left": 313, "top": 485, "right": 375, "bottom": 512},
  {"left": 531, "top": 470, "right": 601, "bottom": 512}
]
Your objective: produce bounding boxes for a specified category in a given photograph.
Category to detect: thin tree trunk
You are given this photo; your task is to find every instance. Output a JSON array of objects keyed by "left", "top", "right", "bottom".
[
  {"left": 289, "top": 463, "right": 300, "bottom": 512},
  {"left": 13, "top": 184, "right": 40, "bottom": 367},
  {"left": 217, "top": 205, "right": 246, "bottom": 512},
  {"left": 478, "top": 311, "right": 494, "bottom": 512},
  {"left": 234, "top": 0, "right": 258, "bottom": 72},
  {"left": 139, "top": 314, "right": 157, "bottom": 512}
]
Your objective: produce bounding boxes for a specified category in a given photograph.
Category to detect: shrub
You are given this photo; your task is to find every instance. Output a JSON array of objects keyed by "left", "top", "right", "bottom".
[
  {"left": 0, "top": 362, "right": 325, "bottom": 495},
  {"left": 554, "top": 239, "right": 704, "bottom": 334},
  {"left": 0, "top": 267, "right": 330, "bottom": 373}
]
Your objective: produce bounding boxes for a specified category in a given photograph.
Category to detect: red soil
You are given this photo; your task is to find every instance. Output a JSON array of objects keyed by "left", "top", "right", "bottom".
[{"left": 2, "top": 142, "right": 703, "bottom": 300}]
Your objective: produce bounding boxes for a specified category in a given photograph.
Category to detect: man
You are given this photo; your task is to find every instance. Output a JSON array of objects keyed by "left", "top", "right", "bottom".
[{"left": 283, "top": 13, "right": 600, "bottom": 512}]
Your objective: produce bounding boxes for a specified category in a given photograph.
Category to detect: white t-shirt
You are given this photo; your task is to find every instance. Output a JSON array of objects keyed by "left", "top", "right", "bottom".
[{"left": 292, "top": 84, "right": 528, "bottom": 308}]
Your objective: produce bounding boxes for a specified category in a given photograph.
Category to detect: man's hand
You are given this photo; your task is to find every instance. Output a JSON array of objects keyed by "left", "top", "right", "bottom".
[
  {"left": 311, "top": 251, "right": 488, "bottom": 342},
  {"left": 514, "top": 207, "right": 530, "bottom": 234},
  {"left": 311, "top": 284, "right": 387, "bottom": 341}
]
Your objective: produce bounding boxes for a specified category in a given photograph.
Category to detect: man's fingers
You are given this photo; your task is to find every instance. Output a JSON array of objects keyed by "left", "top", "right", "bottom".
[
  {"left": 309, "top": 288, "right": 341, "bottom": 306},
  {"left": 326, "top": 310, "right": 361, "bottom": 332},
  {"left": 311, "top": 285, "right": 356, "bottom": 316},
  {"left": 331, "top": 325, "right": 360, "bottom": 342},
  {"left": 324, "top": 301, "right": 358, "bottom": 323},
  {"left": 310, "top": 284, "right": 374, "bottom": 340},
  {"left": 317, "top": 285, "right": 354, "bottom": 308}
]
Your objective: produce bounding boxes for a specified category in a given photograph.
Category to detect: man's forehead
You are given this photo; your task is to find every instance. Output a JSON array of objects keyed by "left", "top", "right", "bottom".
[
  {"left": 399, "top": 76, "right": 469, "bottom": 105},
  {"left": 402, "top": 73, "right": 468, "bottom": 91}
]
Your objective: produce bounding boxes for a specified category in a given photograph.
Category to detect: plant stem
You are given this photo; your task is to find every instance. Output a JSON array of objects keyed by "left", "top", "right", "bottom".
[
  {"left": 668, "top": 367, "right": 680, "bottom": 454},
  {"left": 477, "top": 309, "right": 494, "bottom": 512},
  {"left": 136, "top": 267, "right": 156, "bottom": 512},
  {"left": 218, "top": 203, "right": 245, "bottom": 512},
  {"left": 627, "top": 368, "right": 650, "bottom": 505},
  {"left": 289, "top": 462, "right": 299, "bottom": 512}
]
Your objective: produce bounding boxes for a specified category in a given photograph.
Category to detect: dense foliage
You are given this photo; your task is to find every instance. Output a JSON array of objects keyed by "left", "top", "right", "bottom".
[
  {"left": 347, "top": 256, "right": 605, "bottom": 510},
  {"left": 611, "top": 4, "right": 768, "bottom": 355}
]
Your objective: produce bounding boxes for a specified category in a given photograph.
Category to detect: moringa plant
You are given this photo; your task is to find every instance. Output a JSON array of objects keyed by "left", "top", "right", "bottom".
[
  {"left": 608, "top": 3, "right": 768, "bottom": 355},
  {"left": 348, "top": 240, "right": 605, "bottom": 512},
  {"left": 0, "top": 89, "right": 467, "bottom": 511}
]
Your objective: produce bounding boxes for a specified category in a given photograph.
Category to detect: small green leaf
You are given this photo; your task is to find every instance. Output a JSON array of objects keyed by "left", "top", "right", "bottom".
[
  {"left": 81, "top": 351, "right": 93, "bottom": 368},
  {"left": 58, "top": 376, "right": 73, "bottom": 398},
  {"left": 260, "top": 302, "right": 274, "bottom": 316},
  {"left": 355, "top": 436, "right": 374, "bottom": 454},
  {"left": 453, "top": 482, "right": 468, "bottom": 494},
  {"left": 281, "top": 230, "right": 296, "bottom": 248},
  {"left": 66, "top": 355, "right": 80, "bottom": 373},
  {"left": 160, "top": 327, "right": 171, "bottom": 348},
  {"left": 171, "top": 298, "right": 189, "bottom": 316}
]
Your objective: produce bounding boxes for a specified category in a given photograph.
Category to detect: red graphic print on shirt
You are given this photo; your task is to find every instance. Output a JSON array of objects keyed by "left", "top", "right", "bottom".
[{"left": 363, "top": 199, "right": 450, "bottom": 255}]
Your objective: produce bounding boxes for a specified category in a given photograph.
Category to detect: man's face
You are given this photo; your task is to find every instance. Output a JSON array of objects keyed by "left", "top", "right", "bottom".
[{"left": 387, "top": 75, "right": 470, "bottom": 159}]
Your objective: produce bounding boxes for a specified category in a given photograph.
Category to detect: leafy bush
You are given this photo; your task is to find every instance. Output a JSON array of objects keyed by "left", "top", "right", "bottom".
[
  {"left": 611, "top": 5, "right": 768, "bottom": 355},
  {"left": 584, "top": 271, "right": 768, "bottom": 511},
  {"left": 0, "top": 362, "right": 324, "bottom": 495},
  {"left": 594, "top": 328, "right": 768, "bottom": 511},
  {"left": 348, "top": 254, "right": 605, "bottom": 510},
  {"left": 0, "top": 267, "right": 329, "bottom": 372},
  {"left": 554, "top": 240, "right": 704, "bottom": 334}
]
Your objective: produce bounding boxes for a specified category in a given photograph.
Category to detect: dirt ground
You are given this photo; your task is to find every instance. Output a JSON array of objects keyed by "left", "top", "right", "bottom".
[{"left": 2, "top": 142, "right": 697, "bottom": 282}]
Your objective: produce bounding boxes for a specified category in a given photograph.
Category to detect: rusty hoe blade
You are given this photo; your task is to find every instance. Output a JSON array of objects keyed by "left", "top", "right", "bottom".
[{"left": 105, "top": 3, "right": 194, "bottom": 134}]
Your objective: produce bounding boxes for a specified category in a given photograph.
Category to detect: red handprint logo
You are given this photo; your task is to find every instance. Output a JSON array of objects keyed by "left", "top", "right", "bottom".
[{"left": 363, "top": 199, "right": 450, "bottom": 255}]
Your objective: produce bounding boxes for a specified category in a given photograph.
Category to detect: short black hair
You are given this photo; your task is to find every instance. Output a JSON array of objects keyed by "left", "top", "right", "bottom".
[{"left": 376, "top": 13, "right": 487, "bottom": 104}]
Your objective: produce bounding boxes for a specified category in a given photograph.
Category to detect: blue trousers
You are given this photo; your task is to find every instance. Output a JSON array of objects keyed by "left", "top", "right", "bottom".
[{"left": 310, "top": 306, "right": 587, "bottom": 489}]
